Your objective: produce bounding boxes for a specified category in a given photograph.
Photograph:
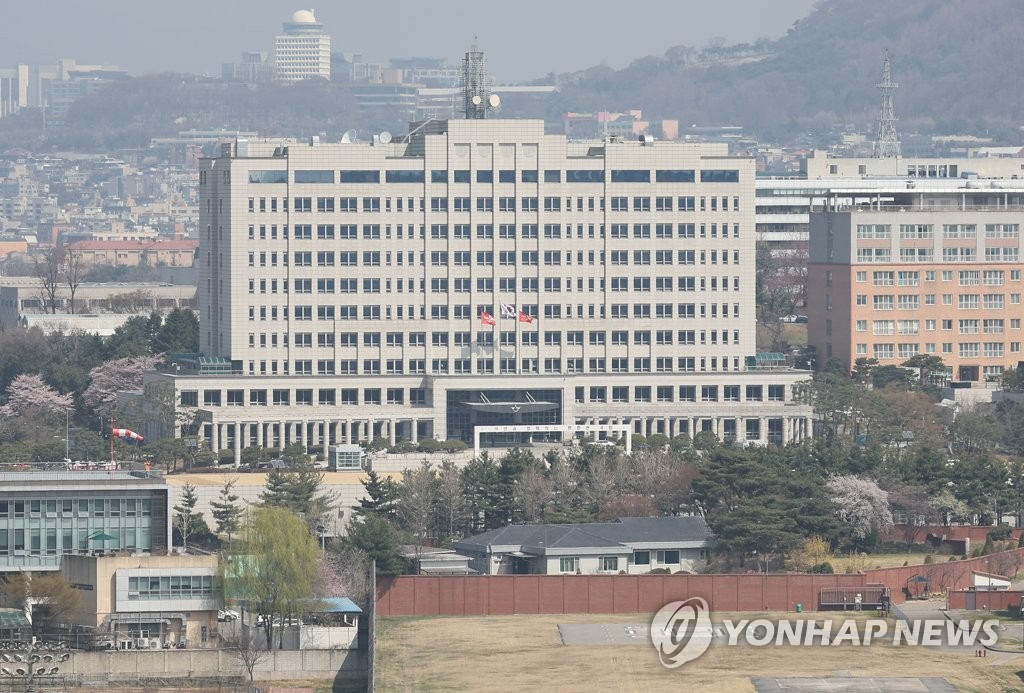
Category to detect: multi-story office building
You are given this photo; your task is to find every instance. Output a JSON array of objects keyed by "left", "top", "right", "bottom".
[
  {"left": 0, "top": 472, "right": 171, "bottom": 572},
  {"left": 143, "top": 119, "right": 812, "bottom": 463},
  {"left": 807, "top": 184, "right": 1024, "bottom": 381},
  {"left": 274, "top": 10, "right": 331, "bottom": 83}
]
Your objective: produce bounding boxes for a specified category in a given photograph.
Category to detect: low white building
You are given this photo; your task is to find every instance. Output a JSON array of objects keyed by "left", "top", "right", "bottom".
[{"left": 453, "top": 516, "right": 714, "bottom": 576}]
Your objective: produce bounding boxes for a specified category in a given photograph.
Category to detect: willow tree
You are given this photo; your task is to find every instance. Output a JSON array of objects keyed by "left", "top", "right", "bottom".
[{"left": 226, "top": 507, "right": 322, "bottom": 649}]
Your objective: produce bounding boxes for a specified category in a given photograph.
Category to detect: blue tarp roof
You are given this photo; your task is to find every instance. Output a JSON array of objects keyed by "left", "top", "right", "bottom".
[{"left": 320, "top": 597, "right": 362, "bottom": 614}]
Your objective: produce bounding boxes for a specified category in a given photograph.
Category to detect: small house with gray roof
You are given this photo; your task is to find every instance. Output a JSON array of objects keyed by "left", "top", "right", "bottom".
[{"left": 452, "top": 516, "right": 714, "bottom": 576}]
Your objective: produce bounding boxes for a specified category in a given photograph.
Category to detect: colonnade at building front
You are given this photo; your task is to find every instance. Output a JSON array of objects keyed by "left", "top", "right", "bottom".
[
  {"left": 199, "top": 412, "right": 813, "bottom": 466},
  {"left": 574, "top": 415, "right": 813, "bottom": 446},
  {"left": 202, "top": 418, "right": 433, "bottom": 466}
]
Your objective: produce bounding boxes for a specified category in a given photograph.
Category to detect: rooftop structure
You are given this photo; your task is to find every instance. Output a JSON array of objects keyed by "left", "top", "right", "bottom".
[{"left": 274, "top": 9, "right": 331, "bottom": 82}]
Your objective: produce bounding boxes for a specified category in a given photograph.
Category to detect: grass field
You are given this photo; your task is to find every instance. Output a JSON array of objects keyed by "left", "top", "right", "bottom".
[{"left": 376, "top": 612, "right": 1024, "bottom": 692}]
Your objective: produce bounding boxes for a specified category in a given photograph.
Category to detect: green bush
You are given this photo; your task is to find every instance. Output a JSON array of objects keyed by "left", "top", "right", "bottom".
[
  {"left": 441, "top": 439, "right": 468, "bottom": 453},
  {"left": 988, "top": 525, "right": 1013, "bottom": 541},
  {"left": 923, "top": 554, "right": 935, "bottom": 564},
  {"left": 811, "top": 562, "right": 834, "bottom": 574},
  {"left": 417, "top": 438, "right": 442, "bottom": 453}
]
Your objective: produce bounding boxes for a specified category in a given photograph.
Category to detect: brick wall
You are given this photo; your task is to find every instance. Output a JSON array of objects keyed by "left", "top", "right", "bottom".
[{"left": 376, "top": 547, "right": 1024, "bottom": 617}]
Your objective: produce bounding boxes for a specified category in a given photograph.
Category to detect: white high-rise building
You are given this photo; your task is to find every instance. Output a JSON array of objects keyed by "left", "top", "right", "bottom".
[
  {"left": 274, "top": 9, "right": 330, "bottom": 83},
  {"left": 144, "top": 119, "right": 812, "bottom": 464}
]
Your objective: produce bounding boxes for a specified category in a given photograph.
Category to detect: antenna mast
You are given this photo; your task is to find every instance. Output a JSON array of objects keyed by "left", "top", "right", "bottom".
[
  {"left": 873, "top": 50, "right": 900, "bottom": 158},
  {"left": 461, "top": 38, "right": 493, "bottom": 119}
]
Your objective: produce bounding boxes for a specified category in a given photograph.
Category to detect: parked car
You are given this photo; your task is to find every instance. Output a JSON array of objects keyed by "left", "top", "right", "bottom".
[{"left": 218, "top": 608, "right": 240, "bottom": 622}]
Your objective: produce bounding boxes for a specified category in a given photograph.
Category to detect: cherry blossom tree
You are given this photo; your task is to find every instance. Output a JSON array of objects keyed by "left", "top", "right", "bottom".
[
  {"left": 83, "top": 354, "right": 164, "bottom": 417},
  {"left": 0, "top": 374, "right": 73, "bottom": 418},
  {"left": 826, "top": 474, "right": 894, "bottom": 541}
]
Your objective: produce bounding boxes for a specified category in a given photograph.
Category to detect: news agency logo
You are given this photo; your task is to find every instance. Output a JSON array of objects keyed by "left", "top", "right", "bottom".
[
  {"left": 650, "top": 600, "right": 1001, "bottom": 669},
  {"left": 649, "top": 598, "right": 713, "bottom": 668}
]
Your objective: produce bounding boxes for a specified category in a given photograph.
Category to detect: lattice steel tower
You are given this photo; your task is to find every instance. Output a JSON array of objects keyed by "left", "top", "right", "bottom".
[
  {"left": 873, "top": 51, "right": 901, "bottom": 158},
  {"left": 461, "top": 39, "right": 494, "bottom": 119}
]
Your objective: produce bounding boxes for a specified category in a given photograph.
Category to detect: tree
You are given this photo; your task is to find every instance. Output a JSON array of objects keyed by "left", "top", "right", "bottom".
[
  {"left": 152, "top": 308, "right": 199, "bottom": 355},
  {"left": 63, "top": 247, "right": 86, "bottom": 315},
  {"left": 354, "top": 470, "right": 399, "bottom": 522},
  {"left": 82, "top": 354, "right": 164, "bottom": 418},
  {"left": 210, "top": 478, "right": 243, "bottom": 546},
  {"left": 32, "top": 248, "right": 61, "bottom": 314},
  {"left": 0, "top": 573, "right": 83, "bottom": 636},
  {"left": 227, "top": 507, "right": 322, "bottom": 650},
  {"left": 852, "top": 357, "right": 879, "bottom": 386},
  {"left": 825, "top": 475, "right": 893, "bottom": 545},
  {"left": 513, "top": 465, "right": 553, "bottom": 523},
  {"left": 225, "top": 633, "right": 270, "bottom": 691},
  {"left": 343, "top": 513, "right": 403, "bottom": 576},
  {"left": 173, "top": 483, "right": 208, "bottom": 552},
  {"left": 261, "top": 457, "right": 334, "bottom": 527},
  {"left": 902, "top": 354, "right": 947, "bottom": 387},
  {"left": 887, "top": 484, "right": 939, "bottom": 543},
  {"left": 395, "top": 462, "right": 437, "bottom": 548},
  {"left": 0, "top": 374, "right": 73, "bottom": 444},
  {"left": 433, "top": 459, "right": 469, "bottom": 543}
]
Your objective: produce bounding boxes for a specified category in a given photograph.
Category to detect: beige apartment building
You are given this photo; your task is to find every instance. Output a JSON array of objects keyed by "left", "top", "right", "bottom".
[
  {"left": 808, "top": 185, "right": 1024, "bottom": 382},
  {"left": 141, "top": 119, "right": 813, "bottom": 463}
]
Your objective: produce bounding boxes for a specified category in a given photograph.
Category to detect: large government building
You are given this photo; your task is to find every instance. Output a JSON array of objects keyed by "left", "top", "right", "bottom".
[{"left": 142, "top": 119, "right": 813, "bottom": 463}]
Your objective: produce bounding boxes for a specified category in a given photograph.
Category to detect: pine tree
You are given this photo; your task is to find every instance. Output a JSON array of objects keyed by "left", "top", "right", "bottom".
[
  {"left": 354, "top": 470, "right": 399, "bottom": 522},
  {"left": 173, "top": 483, "right": 208, "bottom": 553},
  {"left": 210, "top": 478, "right": 243, "bottom": 546}
]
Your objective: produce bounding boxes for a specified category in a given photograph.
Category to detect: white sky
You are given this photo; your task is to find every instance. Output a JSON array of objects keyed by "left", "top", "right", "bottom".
[{"left": 0, "top": 0, "right": 818, "bottom": 81}]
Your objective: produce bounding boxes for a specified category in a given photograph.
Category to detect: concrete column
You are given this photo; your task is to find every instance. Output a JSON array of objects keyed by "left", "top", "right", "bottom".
[
  {"left": 323, "top": 420, "right": 331, "bottom": 448},
  {"left": 234, "top": 423, "right": 243, "bottom": 467},
  {"left": 343, "top": 420, "right": 351, "bottom": 444},
  {"left": 410, "top": 419, "right": 419, "bottom": 444},
  {"left": 389, "top": 419, "right": 397, "bottom": 447},
  {"left": 299, "top": 422, "right": 308, "bottom": 452},
  {"left": 254, "top": 421, "right": 263, "bottom": 448},
  {"left": 759, "top": 417, "right": 767, "bottom": 442},
  {"left": 211, "top": 422, "right": 220, "bottom": 452}
]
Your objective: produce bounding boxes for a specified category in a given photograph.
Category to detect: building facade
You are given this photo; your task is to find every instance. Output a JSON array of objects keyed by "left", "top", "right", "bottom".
[
  {"left": 274, "top": 10, "right": 331, "bottom": 83},
  {"left": 145, "top": 119, "right": 812, "bottom": 462},
  {"left": 0, "top": 472, "right": 171, "bottom": 572},
  {"left": 807, "top": 185, "right": 1024, "bottom": 381}
]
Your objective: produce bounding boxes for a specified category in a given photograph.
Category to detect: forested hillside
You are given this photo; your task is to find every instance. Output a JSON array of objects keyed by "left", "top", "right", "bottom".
[{"left": 550, "top": 0, "right": 1024, "bottom": 141}]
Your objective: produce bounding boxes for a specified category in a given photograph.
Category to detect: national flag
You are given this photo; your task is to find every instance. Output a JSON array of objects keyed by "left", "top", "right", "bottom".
[
  {"left": 481, "top": 310, "right": 496, "bottom": 326},
  {"left": 500, "top": 303, "right": 517, "bottom": 319},
  {"left": 518, "top": 310, "right": 534, "bottom": 324}
]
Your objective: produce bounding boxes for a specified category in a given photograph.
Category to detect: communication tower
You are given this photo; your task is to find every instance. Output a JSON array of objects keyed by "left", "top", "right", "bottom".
[
  {"left": 461, "top": 39, "right": 499, "bottom": 119},
  {"left": 873, "top": 51, "right": 900, "bottom": 158}
]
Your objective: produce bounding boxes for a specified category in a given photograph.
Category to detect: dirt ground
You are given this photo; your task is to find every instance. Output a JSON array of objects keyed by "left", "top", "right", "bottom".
[{"left": 376, "top": 613, "right": 1024, "bottom": 692}]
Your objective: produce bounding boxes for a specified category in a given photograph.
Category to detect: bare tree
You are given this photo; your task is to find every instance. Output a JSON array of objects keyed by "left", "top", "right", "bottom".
[
  {"left": 513, "top": 466, "right": 553, "bottom": 523},
  {"left": 32, "top": 248, "right": 61, "bottom": 314},
  {"left": 225, "top": 633, "right": 271, "bottom": 691},
  {"left": 433, "top": 458, "right": 468, "bottom": 542},
  {"left": 63, "top": 247, "right": 86, "bottom": 315}
]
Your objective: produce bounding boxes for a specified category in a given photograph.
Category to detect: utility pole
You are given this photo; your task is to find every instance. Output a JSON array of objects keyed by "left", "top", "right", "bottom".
[{"left": 873, "top": 50, "right": 901, "bottom": 158}]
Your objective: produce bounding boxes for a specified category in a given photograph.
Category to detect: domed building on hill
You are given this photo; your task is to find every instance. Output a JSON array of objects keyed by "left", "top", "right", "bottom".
[{"left": 275, "top": 9, "right": 331, "bottom": 82}]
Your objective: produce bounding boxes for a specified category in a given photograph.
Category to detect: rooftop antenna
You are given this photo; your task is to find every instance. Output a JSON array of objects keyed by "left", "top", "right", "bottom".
[
  {"left": 461, "top": 37, "right": 495, "bottom": 119},
  {"left": 873, "top": 50, "right": 900, "bottom": 158}
]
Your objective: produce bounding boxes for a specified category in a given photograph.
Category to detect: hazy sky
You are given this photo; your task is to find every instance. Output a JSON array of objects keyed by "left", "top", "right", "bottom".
[{"left": 0, "top": 0, "right": 817, "bottom": 82}]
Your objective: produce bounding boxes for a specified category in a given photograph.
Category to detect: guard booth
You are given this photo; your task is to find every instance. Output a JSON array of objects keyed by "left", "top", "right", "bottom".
[{"left": 327, "top": 445, "right": 363, "bottom": 471}]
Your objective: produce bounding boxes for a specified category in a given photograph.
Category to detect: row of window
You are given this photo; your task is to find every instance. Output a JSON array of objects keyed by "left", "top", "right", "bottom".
[
  {"left": 245, "top": 248, "right": 742, "bottom": 268},
  {"left": 240, "top": 196, "right": 736, "bottom": 215},
  {"left": 260, "top": 275, "right": 739, "bottom": 295},
  {"left": 126, "top": 575, "right": 214, "bottom": 601},
  {"left": 863, "top": 269, "right": 1018, "bottom": 286},
  {"left": 557, "top": 550, "right": 689, "bottom": 573},
  {"left": 856, "top": 248, "right": 1021, "bottom": 262},
  {"left": 246, "top": 328, "right": 731, "bottom": 349},
  {"left": 0, "top": 527, "right": 148, "bottom": 556},
  {"left": 246, "top": 302, "right": 741, "bottom": 321},
  {"left": 245, "top": 221, "right": 738, "bottom": 240},
  {"left": 243, "top": 169, "right": 739, "bottom": 186},
  {"left": 856, "top": 223, "right": 1020, "bottom": 239},
  {"left": 855, "top": 293, "right": 1020, "bottom": 309},
  {"left": 0, "top": 498, "right": 153, "bottom": 518},
  {"left": 858, "top": 343, "right": 1019, "bottom": 359},
  {"left": 235, "top": 354, "right": 747, "bottom": 378},
  {"left": 859, "top": 318, "right": 1019, "bottom": 335},
  {"left": 185, "top": 380, "right": 786, "bottom": 409}
]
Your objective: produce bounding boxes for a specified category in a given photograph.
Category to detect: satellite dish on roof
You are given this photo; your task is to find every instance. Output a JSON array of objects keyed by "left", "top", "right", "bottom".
[
  {"left": 340, "top": 129, "right": 357, "bottom": 144},
  {"left": 379, "top": 131, "right": 393, "bottom": 144},
  {"left": 488, "top": 93, "right": 501, "bottom": 109},
  {"left": 472, "top": 95, "right": 482, "bottom": 106}
]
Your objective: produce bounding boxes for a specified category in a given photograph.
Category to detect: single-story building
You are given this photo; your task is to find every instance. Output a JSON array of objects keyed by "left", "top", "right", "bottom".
[{"left": 453, "top": 516, "right": 714, "bottom": 576}]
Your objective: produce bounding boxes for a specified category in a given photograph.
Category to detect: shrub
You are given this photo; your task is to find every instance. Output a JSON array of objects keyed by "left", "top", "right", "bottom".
[
  {"left": 988, "top": 525, "right": 1013, "bottom": 541},
  {"left": 811, "top": 562, "right": 834, "bottom": 574},
  {"left": 923, "top": 554, "right": 935, "bottom": 564},
  {"left": 417, "top": 438, "right": 442, "bottom": 453},
  {"left": 441, "top": 439, "right": 468, "bottom": 453}
]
